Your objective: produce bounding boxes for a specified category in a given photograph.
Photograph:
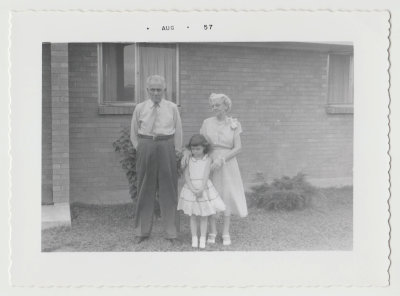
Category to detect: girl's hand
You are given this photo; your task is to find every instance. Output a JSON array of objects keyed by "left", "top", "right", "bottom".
[
  {"left": 190, "top": 187, "right": 201, "bottom": 195},
  {"left": 180, "top": 149, "right": 191, "bottom": 169},
  {"left": 195, "top": 189, "right": 203, "bottom": 199},
  {"left": 210, "top": 161, "right": 219, "bottom": 171}
]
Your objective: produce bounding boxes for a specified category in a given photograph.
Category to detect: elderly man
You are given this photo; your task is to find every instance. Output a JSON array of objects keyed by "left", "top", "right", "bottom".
[{"left": 130, "top": 75, "right": 182, "bottom": 244}]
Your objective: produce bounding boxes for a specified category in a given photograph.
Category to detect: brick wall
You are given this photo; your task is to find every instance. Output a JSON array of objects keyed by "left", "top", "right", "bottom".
[
  {"left": 51, "top": 44, "right": 70, "bottom": 203},
  {"left": 65, "top": 43, "right": 353, "bottom": 204},
  {"left": 179, "top": 44, "right": 353, "bottom": 185},
  {"left": 68, "top": 44, "right": 131, "bottom": 204},
  {"left": 42, "top": 43, "right": 53, "bottom": 204}
]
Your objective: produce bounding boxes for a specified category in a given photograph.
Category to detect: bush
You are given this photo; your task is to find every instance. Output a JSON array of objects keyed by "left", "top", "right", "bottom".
[
  {"left": 248, "top": 172, "right": 319, "bottom": 211},
  {"left": 113, "top": 127, "right": 137, "bottom": 200}
]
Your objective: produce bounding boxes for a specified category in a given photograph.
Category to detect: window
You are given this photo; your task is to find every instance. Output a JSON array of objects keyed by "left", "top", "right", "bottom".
[
  {"left": 101, "top": 43, "right": 136, "bottom": 102},
  {"left": 98, "top": 43, "right": 179, "bottom": 113},
  {"left": 326, "top": 53, "right": 354, "bottom": 114}
]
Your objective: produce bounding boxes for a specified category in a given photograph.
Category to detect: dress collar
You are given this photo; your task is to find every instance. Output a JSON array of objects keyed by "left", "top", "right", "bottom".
[
  {"left": 214, "top": 116, "right": 228, "bottom": 125},
  {"left": 214, "top": 116, "right": 239, "bottom": 129},
  {"left": 191, "top": 155, "right": 208, "bottom": 162}
]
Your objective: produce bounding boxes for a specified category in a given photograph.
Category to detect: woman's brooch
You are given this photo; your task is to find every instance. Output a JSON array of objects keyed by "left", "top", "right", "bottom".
[{"left": 229, "top": 117, "right": 239, "bottom": 130}]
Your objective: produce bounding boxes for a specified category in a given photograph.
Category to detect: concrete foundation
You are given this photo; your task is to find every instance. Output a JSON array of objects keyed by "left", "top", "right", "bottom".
[{"left": 42, "top": 202, "right": 71, "bottom": 230}]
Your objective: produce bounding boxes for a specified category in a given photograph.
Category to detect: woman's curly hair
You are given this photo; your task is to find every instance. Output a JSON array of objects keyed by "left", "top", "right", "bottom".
[{"left": 209, "top": 93, "right": 232, "bottom": 112}]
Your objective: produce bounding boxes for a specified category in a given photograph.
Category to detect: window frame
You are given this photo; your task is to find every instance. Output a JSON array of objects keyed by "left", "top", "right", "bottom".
[
  {"left": 325, "top": 51, "right": 354, "bottom": 115},
  {"left": 97, "top": 43, "right": 180, "bottom": 115}
]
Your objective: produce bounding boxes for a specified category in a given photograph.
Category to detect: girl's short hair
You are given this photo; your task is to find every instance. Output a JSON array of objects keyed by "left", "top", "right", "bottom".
[{"left": 186, "top": 134, "right": 211, "bottom": 154}]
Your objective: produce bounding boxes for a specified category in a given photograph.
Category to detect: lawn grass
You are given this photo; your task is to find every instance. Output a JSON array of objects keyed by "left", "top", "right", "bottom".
[{"left": 42, "top": 186, "right": 352, "bottom": 252}]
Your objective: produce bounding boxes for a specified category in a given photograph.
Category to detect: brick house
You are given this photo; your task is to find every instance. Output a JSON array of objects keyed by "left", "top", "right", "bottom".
[{"left": 42, "top": 42, "right": 353, "bottom": 225}]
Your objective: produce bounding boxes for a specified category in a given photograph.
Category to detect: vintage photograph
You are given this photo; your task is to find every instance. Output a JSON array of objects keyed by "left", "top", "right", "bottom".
[{"left": 41, "top": 42, "right": 353, "bottom": 252}]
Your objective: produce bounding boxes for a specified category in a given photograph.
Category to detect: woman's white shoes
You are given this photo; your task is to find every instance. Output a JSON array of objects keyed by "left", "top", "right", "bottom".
[
  {"left": 222, "top": 235, "right": 231, "bottom": 246},
  {"left": 207, "top": 233, "right": 216, "bottom": 244}
]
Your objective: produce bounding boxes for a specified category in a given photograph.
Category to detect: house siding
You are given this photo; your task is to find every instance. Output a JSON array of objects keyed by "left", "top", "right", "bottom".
[
  {"left": 179, "top": 43, "right": 353, "bottom": 185},
  {"left": 42, "top": 43, "right": 353, "bottom": 204},
  {"left": 68, "top": 44, "right": 131, "bottom": 204},
  {"left": 42, "top": 43, "right": 53, "bottom": 204}
]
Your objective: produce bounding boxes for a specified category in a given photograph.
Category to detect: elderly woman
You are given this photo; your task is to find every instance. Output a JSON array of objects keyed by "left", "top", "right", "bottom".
[{"left": 183, "top": 93, "right": 248, "bottom": 246}]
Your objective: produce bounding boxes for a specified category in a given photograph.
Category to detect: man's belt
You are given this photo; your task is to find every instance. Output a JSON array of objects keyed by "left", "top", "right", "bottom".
[{"left": 138, "top": 134, "right": 174, "bottom": 141}]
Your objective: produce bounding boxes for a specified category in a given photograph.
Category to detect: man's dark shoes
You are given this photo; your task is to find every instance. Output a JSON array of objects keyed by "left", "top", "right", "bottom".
[{"left": 134, "top": 236, "right": 149, "bottom": 244}]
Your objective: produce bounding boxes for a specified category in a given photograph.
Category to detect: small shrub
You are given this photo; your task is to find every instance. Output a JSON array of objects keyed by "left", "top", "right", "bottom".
[
  {"left": 248, "top": 172, "right": 319, "bottom": 211},
  {"left": 112, "top": 127, "right": 137, "bottom": 200}
]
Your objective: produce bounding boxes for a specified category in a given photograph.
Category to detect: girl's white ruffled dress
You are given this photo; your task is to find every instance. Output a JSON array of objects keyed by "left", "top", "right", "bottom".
[{"left": 178, "top": 155, "right": 226, "bottom": 216}]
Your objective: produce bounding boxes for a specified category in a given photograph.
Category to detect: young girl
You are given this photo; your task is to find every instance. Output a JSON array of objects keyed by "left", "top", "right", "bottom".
[{"left": 177, "top": 134, "right": 226, "bottom": 249}]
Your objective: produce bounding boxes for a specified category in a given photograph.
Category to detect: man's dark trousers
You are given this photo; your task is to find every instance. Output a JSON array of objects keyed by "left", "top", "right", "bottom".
[{"left": 134, "top": 137, "right": 178, "bottom": 239}]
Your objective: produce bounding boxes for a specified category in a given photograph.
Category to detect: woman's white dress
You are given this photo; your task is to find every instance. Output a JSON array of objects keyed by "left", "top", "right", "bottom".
[{"left": 200, "top": 117, "right": 248, "bottom": 217}]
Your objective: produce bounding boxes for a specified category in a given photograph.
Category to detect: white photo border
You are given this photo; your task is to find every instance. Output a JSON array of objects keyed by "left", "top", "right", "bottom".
[{"left": 9, "top": 10, "right": 390, "bottom": 287}]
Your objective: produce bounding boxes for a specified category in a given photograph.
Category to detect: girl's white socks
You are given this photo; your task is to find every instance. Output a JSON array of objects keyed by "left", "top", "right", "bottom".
[
  {"left": 199, "top": 237, "right": 206, "bottom": 249},
  {"left": 192, "top": 236, "right": 198, "bottom": 248}
]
